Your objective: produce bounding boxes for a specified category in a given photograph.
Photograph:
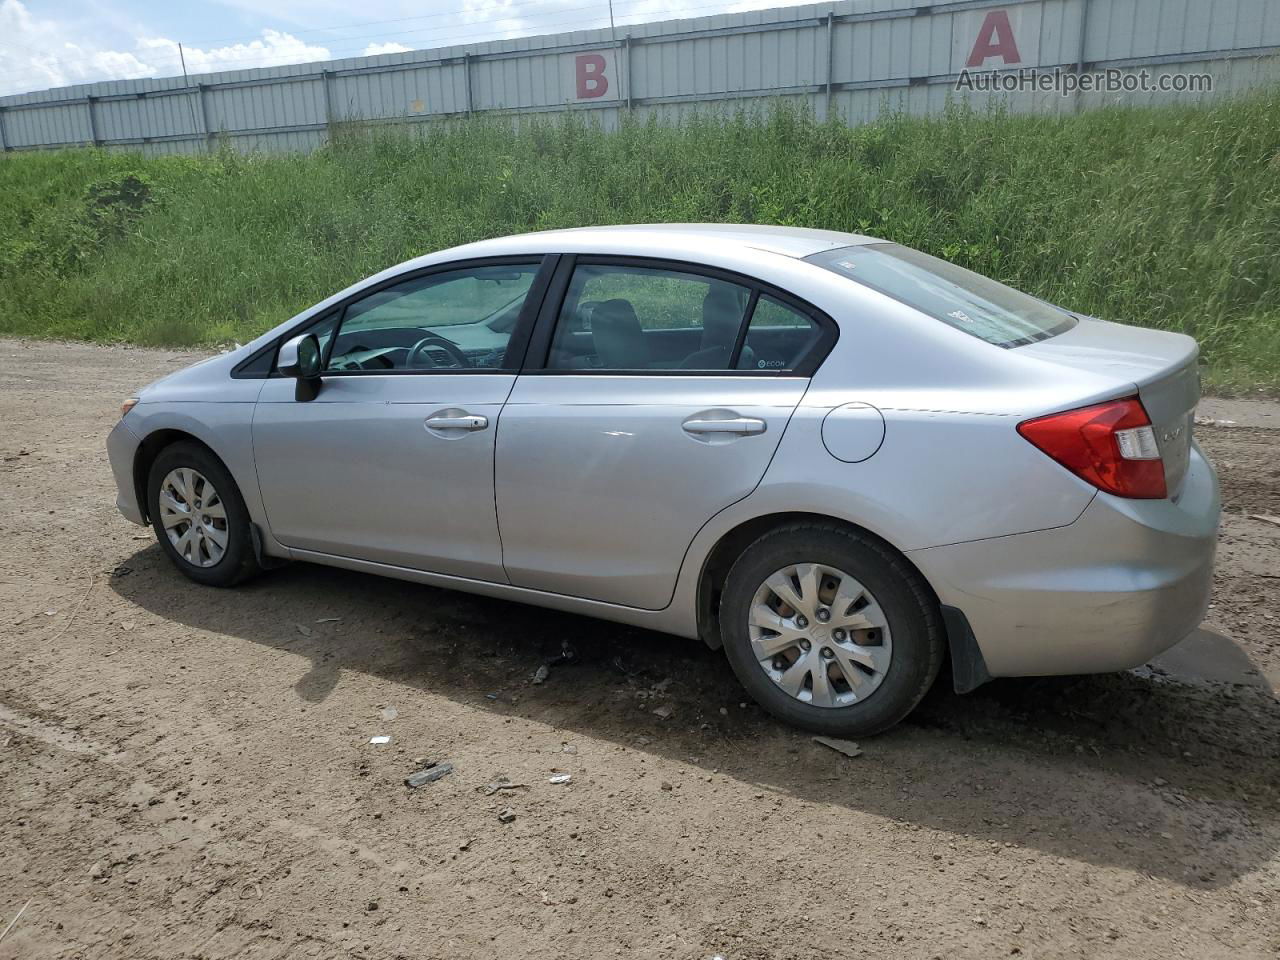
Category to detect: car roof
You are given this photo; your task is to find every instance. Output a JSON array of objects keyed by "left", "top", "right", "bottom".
[{"left": 443, "top": 223, "right": 883, "bottom": 260}]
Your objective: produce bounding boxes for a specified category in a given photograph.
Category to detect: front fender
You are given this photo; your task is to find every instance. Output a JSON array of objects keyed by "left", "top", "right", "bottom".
[{"left": 123, "top": 399, "right": 271, "bottom": 535}]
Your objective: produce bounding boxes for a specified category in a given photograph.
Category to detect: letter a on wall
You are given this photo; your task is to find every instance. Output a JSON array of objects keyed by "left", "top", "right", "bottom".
[{"left": 966, "top": 10, "right": 1022, "bottom": 67}]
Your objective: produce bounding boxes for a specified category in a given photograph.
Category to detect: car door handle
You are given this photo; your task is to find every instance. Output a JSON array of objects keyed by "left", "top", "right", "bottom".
[
  {"left": 682, "top": 416, "right": 767, "bottom": 436},
  {"left": 424, "top": 414, "right": 488, "bottom": 431}
]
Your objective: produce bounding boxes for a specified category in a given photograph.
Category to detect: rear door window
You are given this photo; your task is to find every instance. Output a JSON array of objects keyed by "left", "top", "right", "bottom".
[
  {"left": 546, "top": 263, "right": 753, "bottom": 371},
  {"left": 543, "top": 261, "right": 834, "bottom": 374},
  {"left": 806, "top": 244, "right": 1076, "bottom": 347}
]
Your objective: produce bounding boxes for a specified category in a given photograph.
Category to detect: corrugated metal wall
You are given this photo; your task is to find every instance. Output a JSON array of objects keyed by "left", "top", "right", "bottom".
[{"left": 1, "top": 0, "right": 1276, "bottom": 155}]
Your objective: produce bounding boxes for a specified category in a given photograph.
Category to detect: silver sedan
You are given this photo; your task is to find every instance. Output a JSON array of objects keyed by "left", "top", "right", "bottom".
[{"left": 106, "top": 225, "right": 1220, "bottom": 735}]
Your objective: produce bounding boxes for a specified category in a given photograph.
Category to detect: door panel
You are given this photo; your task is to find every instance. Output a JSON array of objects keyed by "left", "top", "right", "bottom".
[
  {"left": 494, "top": 376, "right": 808, "bottom": 609},
  {"left": 253, "top": 374, "right": 514, "bottom": 580}
]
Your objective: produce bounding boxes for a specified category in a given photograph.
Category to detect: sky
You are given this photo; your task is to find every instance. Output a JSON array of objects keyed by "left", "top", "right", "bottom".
[{"left": 0, "top": 0, "right": 802, "bottom": 96}]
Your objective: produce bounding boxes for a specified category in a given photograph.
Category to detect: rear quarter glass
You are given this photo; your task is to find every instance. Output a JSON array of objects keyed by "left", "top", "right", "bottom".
[{"left": 805, "top": 244, "right": 1077, "bottom": 348}]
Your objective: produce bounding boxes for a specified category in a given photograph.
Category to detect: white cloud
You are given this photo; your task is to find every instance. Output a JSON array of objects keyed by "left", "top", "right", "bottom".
[
  {"left": 137, "top": 30, "right": 331, "bottom": 76},
  {"left": 0, "top": 0, "right": 153, "bottom": 94},
  {"left": 0, "top": 1, "right": 330, "bottom": 96},
  {"left": 450, "top": 0, "right": 791, "bottom": 45},
  {"left": 0, "top": 0, "right": 813, "bottom": 97},
  {"left": 363, "top": 41, "right": 413, "bottom": 56}
]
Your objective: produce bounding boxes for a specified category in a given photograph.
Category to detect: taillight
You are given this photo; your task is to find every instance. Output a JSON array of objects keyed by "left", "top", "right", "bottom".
[{"left": 1017, "top": 396, "right": 1167, "bottom": 499}]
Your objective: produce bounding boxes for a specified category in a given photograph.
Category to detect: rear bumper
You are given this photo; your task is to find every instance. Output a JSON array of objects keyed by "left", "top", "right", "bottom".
[
  {"left": 107, "top": 418, "right": 146, "bottom": 526},
  {"left": 910, "top": 441, "right": 1219, "bottom": 678}
]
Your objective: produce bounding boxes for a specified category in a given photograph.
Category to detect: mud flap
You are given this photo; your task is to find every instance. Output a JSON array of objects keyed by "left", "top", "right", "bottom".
[
  {"left": 250, "top": 524, "right": 291, "bottom": 570},
  {"left": 941, "top": 605, "right": 991, "bottom": 694}
]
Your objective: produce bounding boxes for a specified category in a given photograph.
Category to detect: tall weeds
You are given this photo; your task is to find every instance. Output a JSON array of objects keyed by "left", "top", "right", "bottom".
[{"left": 1, "top": 90, "right": 1277, "bottom": 391}]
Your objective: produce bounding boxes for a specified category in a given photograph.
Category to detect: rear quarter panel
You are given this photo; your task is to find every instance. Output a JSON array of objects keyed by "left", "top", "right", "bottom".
[
  {"left": 672, "top": 275, "right": 1128, "bottom": 557},
  {"left": 746, "top": 395, "right": 1099, "bottom": 551},
  {"left": 661, "top": 270, "right": 1152, "bottom": 636}
]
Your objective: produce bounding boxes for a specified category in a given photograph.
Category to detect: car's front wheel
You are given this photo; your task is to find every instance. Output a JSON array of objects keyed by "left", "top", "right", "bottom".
[
  {"left": 720, "top": 522, "right": 943, "bottom": 737},
  {"left": 147, "top": 442, "right": 260, "bottom": 587}
]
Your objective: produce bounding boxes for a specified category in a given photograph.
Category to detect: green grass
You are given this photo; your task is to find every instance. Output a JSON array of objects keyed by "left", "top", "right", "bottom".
[{"left": 1, "top": 91, "right": 1278, "bottom": 392}]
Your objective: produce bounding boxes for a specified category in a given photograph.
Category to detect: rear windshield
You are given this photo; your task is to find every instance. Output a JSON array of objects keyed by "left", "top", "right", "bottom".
[{"left": 806, "top": 243, "right": 1077, "bottom": 347}]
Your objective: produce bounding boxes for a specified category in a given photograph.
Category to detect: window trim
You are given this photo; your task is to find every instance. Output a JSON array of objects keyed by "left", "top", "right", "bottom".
[
  {"left": 230, "top": 254, "right": 558, "bottom": 379},
  {"left": 521, "top": 255, "right": 838, "bottom": 378}
]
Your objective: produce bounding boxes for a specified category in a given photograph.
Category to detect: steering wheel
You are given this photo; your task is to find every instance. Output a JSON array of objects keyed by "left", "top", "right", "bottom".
[{"left": 407, "top": 333, "right": 471, "bottom": 369}]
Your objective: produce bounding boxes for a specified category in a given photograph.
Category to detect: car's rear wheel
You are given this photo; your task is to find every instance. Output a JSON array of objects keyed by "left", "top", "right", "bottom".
[
  {"left": 720, "top": 523, "right": 943, "bottom": 736},
  {"left": 147, "top": 442, "right": 260, "bottom": 587}
]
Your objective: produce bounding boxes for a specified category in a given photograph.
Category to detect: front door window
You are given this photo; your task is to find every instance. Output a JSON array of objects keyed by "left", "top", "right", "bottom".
[{"left": 325, "top": 263, "right": 540, "bottom": 372}]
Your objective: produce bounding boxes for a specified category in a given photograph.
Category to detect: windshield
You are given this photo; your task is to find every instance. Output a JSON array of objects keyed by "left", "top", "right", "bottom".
[{"left": 806, "top": 243, "right": 1077, "bottom": 347}]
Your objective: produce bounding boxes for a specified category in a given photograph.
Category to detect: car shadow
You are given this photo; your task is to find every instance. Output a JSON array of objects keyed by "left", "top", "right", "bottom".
[{"left": 109, "top": 545, "right": 1280, "bottom": 889}]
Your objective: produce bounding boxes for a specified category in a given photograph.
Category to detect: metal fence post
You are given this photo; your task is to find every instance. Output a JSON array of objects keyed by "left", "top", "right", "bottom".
[
  {"left": 624, "top": 34, "right": 634, "bottom": 112},
  {"left": 322, "top": 70, "right": 334, "bottom": 123},
  {"left": 0, "top": 106, "right": 8, "bottom": 151},
  {"left": 1075, "top": 0, "right": 1091, "bottom": 112},
  {"left": 321, "top": 69, "right": 335, "bottom": 145},
  {"left": 825, "top": 11, "right": 835, "bottom": 121},
  {"left": 464, "top": 53, "right": 474, "bottom": 116},
  {"left": 198, "top": 83, "right": 215, "bottom": 151},
  {"left": 86, "top": 96, "right": 101, "bottom": 146}
]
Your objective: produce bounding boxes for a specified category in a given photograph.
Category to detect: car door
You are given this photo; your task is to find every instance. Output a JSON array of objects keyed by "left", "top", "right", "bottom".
[
  {"left": 252, "top": 256, "right": 553, "bottom": 582},
  {"left": 494, "top": 256, "right": 835, "bottom": 610}
]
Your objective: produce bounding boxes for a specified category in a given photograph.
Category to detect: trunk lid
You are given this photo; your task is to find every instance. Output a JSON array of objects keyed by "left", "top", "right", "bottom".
[{"left": 1017, "top": 317, "right": 1200, "bottom": 497}]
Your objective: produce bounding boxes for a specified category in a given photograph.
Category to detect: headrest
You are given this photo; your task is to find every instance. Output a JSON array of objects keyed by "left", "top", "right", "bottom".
[{"left": 592, "top": 298, "right": 646, "bottom": 368}]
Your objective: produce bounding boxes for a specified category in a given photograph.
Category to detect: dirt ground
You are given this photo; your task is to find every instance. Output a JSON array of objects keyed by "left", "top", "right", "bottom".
[{"left": 1, "top": 337, "right": 1277, "bottom": 960}]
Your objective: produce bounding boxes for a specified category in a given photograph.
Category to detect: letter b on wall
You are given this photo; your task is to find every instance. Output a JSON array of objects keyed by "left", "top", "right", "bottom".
[
  {"left": 576, "top": 54, "right": 609, "bottom": 98},
  {"left": 564, "top": 50, "right": 617, "bottom": 101}
]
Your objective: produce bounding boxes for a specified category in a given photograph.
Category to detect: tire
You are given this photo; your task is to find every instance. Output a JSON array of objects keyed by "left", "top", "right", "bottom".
[
  {"left": 147, "top": 441, "right": 261, "bottom": 588},
  {"left": 719, "top": 522, "right": 943, "bottom": 737}
]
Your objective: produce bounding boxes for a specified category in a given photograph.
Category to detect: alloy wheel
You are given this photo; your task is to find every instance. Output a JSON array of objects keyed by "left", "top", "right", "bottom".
[
  {"left": 747, "top": 563, "right": 892, "bottom": 708},
  {"left": 158, "top": 467, "right": 228, "bottom": 568}
]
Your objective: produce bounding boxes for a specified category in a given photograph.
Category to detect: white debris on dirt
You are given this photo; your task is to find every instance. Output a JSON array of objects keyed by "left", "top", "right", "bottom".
[{"left": 0, "top": 898, "right": 32, "bottom": 945}]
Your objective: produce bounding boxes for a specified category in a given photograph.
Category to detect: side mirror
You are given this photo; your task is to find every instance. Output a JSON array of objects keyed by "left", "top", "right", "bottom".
[
  {"left": 279, "top": 334, "right": 322, "bottom": 379},
  {"left": 278, "top": 334, "right": 323, "bottom": 401}
]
